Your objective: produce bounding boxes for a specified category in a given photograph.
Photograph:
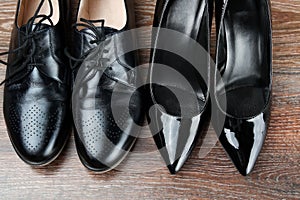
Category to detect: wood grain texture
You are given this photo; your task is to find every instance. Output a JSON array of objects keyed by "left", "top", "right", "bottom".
[{"left": 0, "top": 0, "right": 299, "bottom": 199}]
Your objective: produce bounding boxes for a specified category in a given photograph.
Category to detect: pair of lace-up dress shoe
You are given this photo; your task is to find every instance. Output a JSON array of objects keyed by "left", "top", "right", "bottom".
[
  {"left": 1, "top": 0, "right": 272, "bottom": 176},
  {"left": 2, "top": 0, "right": 141, "bottom": 172}
]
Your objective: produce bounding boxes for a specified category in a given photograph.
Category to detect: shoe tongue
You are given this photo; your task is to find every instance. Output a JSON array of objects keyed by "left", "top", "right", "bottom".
[
  {"left": 78, "top": 26, "right": 118, "bottom": 50},
  {"left": 80, "top": 26, "right": 118, "bottom": 39},
  {"left": 73, "top": 26, "right": 118, "bottom": 58},
  {"left": 19, "top": 23, "right": 51, "bottom": 32}
]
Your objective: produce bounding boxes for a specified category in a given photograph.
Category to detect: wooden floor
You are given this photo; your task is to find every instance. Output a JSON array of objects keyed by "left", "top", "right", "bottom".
[{"left": 0, "top": 0, "right": 299, "bottom": 199}]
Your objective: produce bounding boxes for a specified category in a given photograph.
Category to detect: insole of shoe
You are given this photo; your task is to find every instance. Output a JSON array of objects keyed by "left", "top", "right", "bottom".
[
  {"left": 77, "top": 0, "right": 127, "bottom": 30},
  {"left": 18, "top": 0, "right": 60, "bottom": 27},
  {"left": 217, "top": 0, "right": 271, "bottom": 117}
]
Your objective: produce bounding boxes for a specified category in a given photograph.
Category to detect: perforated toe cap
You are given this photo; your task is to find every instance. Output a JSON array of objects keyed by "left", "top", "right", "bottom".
[
  {"left": 74, "top": 107, "right": 137, "bottom": 172},
  {"left": 4, "top": 101, "right": 69, "bottom": 165}
]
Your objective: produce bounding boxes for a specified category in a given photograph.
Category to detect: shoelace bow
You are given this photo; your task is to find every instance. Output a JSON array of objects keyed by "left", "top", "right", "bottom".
[
  {"left": 64, "top": 18, "right": 110, "bottom": 72},
  {"left": 0, "top": 0, "right": 55, "bottom": 86}
]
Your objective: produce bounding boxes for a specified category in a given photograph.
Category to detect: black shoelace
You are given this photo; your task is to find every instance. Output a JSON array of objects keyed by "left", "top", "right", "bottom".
[
  {"left": 65, "top": 19, "right": 135, "bottom": 88},
  {"left": 0, "top": 0, "right": 55, "bottom": 86},
  {"left": 64, "top": 18, "right": 109, "bottom": 72}
]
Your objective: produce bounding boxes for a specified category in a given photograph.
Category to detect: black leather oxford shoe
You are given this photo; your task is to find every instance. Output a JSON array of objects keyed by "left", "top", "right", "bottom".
[
  {"left": 148, "top": 0, "right": 212, "bottom": 174},
  {"left": 1, "top": 0, "right": 71, "bottom": 165},
  {"left": 214, "top": 0, "right": 272, "bottom": 176},
  {"left": 69, "top": 0, "right": 143, "bottom": 172}
]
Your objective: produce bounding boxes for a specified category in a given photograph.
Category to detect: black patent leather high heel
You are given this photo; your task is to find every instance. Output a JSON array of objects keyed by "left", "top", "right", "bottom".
[
  {"left": 148, "top": 0, "right": 212, "bottom": 174},
  {"left": 214, "top": 0, "right": 272, "bottom": 175}
]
